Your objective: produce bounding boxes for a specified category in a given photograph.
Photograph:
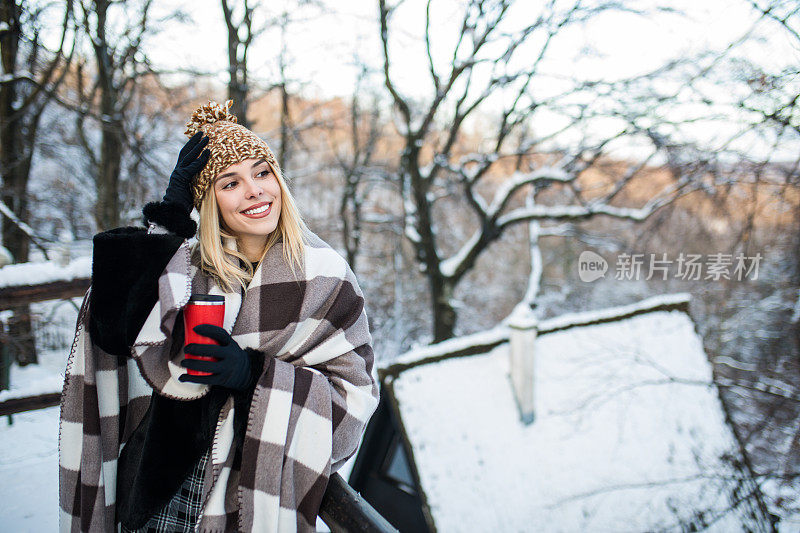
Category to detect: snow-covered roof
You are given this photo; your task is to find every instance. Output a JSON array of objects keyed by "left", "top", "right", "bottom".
[
  {"left": 383, "top": 296, "right": 766, "bottom": 531},
  {"left": 385, "top": 292, "right": 692, "bottom": 372}
]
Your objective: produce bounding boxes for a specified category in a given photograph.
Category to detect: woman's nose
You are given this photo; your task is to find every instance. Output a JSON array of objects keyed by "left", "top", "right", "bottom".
[{"left": 244, "top": 179, "right": 263, "bottom": 198}]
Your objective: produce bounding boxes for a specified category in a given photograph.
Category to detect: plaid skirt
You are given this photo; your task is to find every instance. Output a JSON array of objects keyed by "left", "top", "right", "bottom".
[{"left": 121, "top": 447, "right": 210, "bottom": 533}]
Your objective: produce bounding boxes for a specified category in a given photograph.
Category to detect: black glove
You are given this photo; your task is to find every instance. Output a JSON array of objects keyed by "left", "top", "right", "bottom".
[
  {"left": 179, "top": 324, "right": 252, "bottom": 391},
  {"left": 163, "top": 131, "right": 211, "bottom": 213}
]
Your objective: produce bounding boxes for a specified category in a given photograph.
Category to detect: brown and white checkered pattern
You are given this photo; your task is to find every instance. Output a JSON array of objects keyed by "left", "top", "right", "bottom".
[{"left": 59, "top": 230, "right": 379, "bottom": 532}]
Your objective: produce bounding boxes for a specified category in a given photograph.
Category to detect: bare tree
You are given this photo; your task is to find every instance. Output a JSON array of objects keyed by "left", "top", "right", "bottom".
[
  {"left": 325, "top": 58, "right": 386, "bottom": 270},
  {"left": 264, "top": 1, "right": 323, "bottom": 171},
  {"left": 221, "top": 0, "right": 368, "bottom": 189},
  {"left": 0, "top": 0, "right": 76, "bottom": 366},
  {"left": 275, "top": 8, "right": 292, "bottom": 168},
  {"left": 73, "top": 0, "right": 161, "bottom": 231},
  {"left": 378, "top": 0, "right": 702, "bottom": 342},
  {"left": 737, "top": 0, "right": 800, "bottom": 138},
  {"left": 220, "top": 0, "right": 265, "bottom": 128},
  {"left": 664, "top": 1, "right": 800, "bottom": 522}
]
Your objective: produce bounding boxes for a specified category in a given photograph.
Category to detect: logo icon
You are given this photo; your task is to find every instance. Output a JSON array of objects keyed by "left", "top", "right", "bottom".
[{"left": 578, "top": 251, "right": 607, "bottom": 282}]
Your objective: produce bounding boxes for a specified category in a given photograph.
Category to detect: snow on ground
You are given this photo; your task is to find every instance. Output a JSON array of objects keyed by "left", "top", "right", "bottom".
[
  {"left": 0, "top": 298, "right": 78, "bottom": 531},
  {"left": 391, "top": 309, "right": 764, "bottom": 531},
  {"left": 0, "top": 406, "right": 60, "bottom": 532}
]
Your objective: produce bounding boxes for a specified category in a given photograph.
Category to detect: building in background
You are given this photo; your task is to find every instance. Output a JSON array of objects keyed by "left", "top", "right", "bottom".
[{"left": 349, "top": 294, "right": 770, "bottom": 531}]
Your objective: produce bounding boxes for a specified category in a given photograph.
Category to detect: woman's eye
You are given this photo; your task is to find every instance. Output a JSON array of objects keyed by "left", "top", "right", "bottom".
[
  {"left": 256, "top": 169, "right": 270, "bottom": 178},
  {"left": 222, "top": 181, "right": 237, "bottom": 190}
]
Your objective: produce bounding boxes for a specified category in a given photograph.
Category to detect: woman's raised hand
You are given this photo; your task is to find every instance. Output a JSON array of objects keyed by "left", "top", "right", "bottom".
[{"left": 163, "top": 131, "right": 211, "bottom": 213}]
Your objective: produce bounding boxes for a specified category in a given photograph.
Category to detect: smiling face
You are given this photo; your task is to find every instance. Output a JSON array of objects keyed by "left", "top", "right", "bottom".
[{"left": 213, "top": 157, "right": 282, "bottom": 254}]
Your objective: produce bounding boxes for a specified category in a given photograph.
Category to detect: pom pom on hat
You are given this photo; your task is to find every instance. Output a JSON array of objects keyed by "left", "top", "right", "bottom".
[
  {"left": 184, "top": 99, "right": 238, "bottom": 137},
  {"left": 184, "top": 99, "right": 279, "bottom": 209}
]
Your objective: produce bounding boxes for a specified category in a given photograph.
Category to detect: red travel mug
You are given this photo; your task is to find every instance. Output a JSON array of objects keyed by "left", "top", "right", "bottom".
[{"left": 183, "top": 294, "right": 225, "bottom": 376}]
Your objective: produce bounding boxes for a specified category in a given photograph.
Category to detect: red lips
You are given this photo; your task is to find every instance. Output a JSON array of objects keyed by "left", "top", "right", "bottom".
[
  {"left": 240, "top": 201, "right": 271, "bottom": 213},
  {"left": 240, "top": 201, "right": 273, "bottom": 219}
]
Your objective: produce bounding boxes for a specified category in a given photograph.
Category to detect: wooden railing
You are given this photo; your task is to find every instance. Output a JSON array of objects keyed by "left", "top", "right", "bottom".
[
  {"left": 0, "top": 392, "right": 62, "bottom": 416},
  {"left": 0, "top": 278, "right": 90, "bottom": 309},
  {"left": 0, "top": 277, "right": 90, "bottom": 391}
]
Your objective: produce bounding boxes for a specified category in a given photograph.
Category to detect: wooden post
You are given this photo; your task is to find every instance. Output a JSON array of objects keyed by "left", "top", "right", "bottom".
[{"left": 0, "top": 336, "right": 9, "bottom": 392}]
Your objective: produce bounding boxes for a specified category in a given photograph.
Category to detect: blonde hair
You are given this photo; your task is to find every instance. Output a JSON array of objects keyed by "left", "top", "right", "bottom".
[{"left": 195, "top": 160, "right": 308, "bottom": 293}]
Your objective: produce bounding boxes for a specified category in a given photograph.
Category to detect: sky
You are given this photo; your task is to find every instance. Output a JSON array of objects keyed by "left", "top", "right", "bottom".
[
  {"left": 131, "top": 0, "right": 799, "bottom": 161},
  {"left": 142, "top": 0, "right": 791, "bottom": 98},
  {"left": 32, "top": 0, "right": 797, "bottom": 160}
]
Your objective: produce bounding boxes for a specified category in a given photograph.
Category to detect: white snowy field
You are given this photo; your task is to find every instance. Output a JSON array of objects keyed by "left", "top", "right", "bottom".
[
  {"left": 0, "top": 406, "right": 60, "bottom": 531},
  {"left": 0, "top": 296, "right": 80, "bottom": 404}
]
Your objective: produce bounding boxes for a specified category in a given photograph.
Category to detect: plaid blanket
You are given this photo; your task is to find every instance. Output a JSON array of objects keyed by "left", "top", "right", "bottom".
[{"left": 59, "top": 230, "right": 379, "bottom": 532}]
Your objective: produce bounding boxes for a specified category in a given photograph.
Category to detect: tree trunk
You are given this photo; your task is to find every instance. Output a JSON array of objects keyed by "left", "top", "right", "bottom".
[
  {"left": 279, "top": 82, "right": 289, "bottom": 169},
  {"left": 431, "top": 277, "right": 457, "bottom": 343},
  {"left": 340, "top": 169, "right": 359, "bottom": 271},
  {"left": 91, "top": 0, "right": 123, "bottom": 231},
  {"left": 229, "top": 79, "right": 249, "bottom": 129},
  {"left": 222, "top": 0, "right": 249, "bottom": 130},
  {"left": 0, "top": 113, "right": 38, "bottom": 366},
  {"left": 6, "top": 306, "right": 36, "bottom": 365},
  {"left": 95, "top": 119, "right": 123, "bottom": 231},
  {"left": 0, "top": 0, "right": 36, "bottom": 365}
]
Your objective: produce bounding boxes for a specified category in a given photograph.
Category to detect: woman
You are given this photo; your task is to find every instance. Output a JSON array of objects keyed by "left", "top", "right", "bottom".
[{"left": 58, "top": 100, "right": 379, "bottom": 532}]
